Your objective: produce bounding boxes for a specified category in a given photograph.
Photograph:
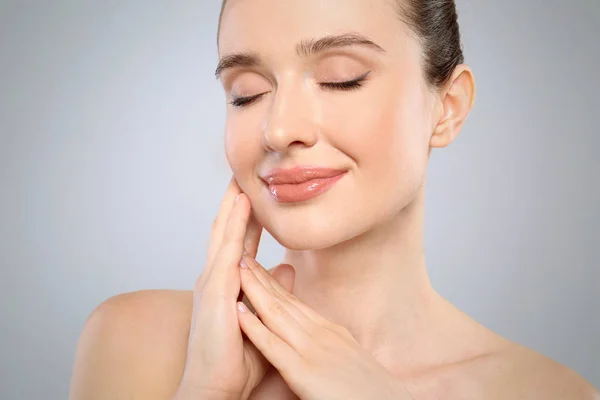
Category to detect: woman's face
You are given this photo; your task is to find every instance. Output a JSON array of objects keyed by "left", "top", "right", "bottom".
[{"left": 217, "top": 0, "right": 440, "bottom": 250}]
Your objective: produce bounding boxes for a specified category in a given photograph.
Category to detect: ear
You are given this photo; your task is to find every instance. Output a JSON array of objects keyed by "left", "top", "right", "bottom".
[{"left": 430, "top": 65, "right": 476, "bottom": 148}]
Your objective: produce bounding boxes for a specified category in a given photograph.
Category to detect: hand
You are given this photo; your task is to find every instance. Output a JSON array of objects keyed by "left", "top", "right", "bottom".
[
  {"left": 236, "top": 256, "right": 413, "bottom": 400},
  {"left": 173, "top": 177, "right": 295, "bottom": 400}
]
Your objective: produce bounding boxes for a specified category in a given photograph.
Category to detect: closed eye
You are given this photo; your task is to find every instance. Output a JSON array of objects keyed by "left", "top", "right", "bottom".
[
  {"left": 229, "top": 91, "right": 268, "bottom": 108},
  {"left": 228, "top": 71, "right": 371, "bottom": 108},
  {"left": 319, "top": 71, "right": 371, "bottom": 91}
]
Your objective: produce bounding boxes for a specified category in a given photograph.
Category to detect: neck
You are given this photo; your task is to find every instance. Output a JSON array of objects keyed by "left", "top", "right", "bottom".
[
  {"left": 282, "top": 188, "right": 438, "bottom": 359},
  {"left": 280, "top": 187, "right": 508, "bottom": 375}
]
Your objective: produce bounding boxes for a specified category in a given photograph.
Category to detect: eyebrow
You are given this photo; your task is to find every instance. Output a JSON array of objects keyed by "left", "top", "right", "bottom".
[{"left": 214, "top": 33, "right": 385, "bottom": 79}]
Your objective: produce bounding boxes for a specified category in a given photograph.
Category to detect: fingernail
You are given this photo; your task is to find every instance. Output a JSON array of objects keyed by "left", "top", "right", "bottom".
[
  {"left": 240, "top": 258, "right": 249, "bottom": 269},
  {"left": 237, "top": 301, "right": 248, "bottom": 312},
  {"left": 236, "top": 194, "right": 241, "bottom": 202}
]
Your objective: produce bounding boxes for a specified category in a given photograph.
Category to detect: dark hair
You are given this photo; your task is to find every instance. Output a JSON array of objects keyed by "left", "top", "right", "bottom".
[{"left": 217, "top": 0, "right": 464, "bottom": 90}]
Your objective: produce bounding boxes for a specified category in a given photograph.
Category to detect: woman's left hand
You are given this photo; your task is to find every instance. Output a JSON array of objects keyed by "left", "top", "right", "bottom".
[{"left": 236, "top": 255, "right": 412, "bottom": 400}]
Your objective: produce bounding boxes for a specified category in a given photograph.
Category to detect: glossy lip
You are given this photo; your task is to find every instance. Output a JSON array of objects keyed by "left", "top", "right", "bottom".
[{"left": 261, "top": 166, "right": 348, "bottom": 203}]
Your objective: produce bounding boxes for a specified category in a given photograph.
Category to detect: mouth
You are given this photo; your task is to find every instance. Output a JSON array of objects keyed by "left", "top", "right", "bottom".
[{"left": 261, "top": 167, "right": 347, "bottom": 203}]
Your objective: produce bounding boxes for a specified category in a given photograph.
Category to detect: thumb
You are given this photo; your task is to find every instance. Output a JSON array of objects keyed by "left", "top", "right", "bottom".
[{"left": 269, "top": 263, "right": 296, "bottom": 293}]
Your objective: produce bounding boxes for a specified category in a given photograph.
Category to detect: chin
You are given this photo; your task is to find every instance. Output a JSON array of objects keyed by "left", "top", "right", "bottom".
[
  {"left": 251, "top": 195, "right": 371, "bottom": 251},
  {"left": 267, "top": 218, "right": 360, "bottom": 250}
]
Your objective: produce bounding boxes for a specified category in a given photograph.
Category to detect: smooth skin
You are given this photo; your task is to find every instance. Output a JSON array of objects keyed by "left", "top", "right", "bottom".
[
  {"left": 70, "top": 0, "right": 599, "bottom": 399},
  {"left": 68, "top": 181, "right": 599, "bottom": 400}
]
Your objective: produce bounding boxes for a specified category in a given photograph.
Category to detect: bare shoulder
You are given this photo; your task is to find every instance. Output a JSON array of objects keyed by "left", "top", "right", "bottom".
[
  {"left": 454, "top": 342, "right": 599, "bottom": 400},
  {"left": 69, "top": 290, "right": 194, "bottom": 400},
  {"left": 495, "top": 343, "right": 599, "bottom": 399},
  {"left": 406, "top": 338, "right": 598, "bottom": 400}
]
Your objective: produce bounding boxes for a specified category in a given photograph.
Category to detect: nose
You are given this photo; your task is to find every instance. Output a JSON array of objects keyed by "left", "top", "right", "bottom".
[{"left": 262, "top": 84, "right": 318, "bottom": 153}]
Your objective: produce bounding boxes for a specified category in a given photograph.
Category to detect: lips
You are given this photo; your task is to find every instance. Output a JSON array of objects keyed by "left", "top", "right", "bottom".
[{"left": 262, "top": 167, "right": 347, "bottom": 203}]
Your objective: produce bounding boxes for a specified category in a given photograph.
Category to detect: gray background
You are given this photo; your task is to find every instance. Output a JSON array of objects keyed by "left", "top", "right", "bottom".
[{"left": 1, "top": 1, "right": 599, "bottom": 399}]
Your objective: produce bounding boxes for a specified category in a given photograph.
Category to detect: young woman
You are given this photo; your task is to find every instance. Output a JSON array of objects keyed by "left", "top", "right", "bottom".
[{"left": 70, "top": 0, "right": 599, "bottom": 399}]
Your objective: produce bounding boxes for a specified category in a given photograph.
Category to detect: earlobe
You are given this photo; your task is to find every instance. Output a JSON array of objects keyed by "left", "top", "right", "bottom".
[{"left": 430, "top": 65, "right": 476, "bottom": 148}]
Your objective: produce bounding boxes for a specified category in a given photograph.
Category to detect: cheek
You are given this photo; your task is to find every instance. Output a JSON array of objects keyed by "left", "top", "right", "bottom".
[
  {"left": 386, "top": 86, "right": 432, "bottom": 177},
  {"left": 325, "top": 80, "right": 432, "bottom": 186},
  {"left": 224, "top": 118, "right": 262, "bottom": 183}
]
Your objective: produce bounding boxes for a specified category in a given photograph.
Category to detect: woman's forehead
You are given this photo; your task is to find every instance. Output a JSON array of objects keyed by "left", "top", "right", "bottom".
[{"left": 217, "top": 0, "right": 408, "bottom": 56}]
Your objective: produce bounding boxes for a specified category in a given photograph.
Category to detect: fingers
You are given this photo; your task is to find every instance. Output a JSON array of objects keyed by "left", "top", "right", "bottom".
[
  {"left": 239, "top": 257, "right": 312, "bottom": 349},
  {"left": 236, "top": 301, "right": 299, "bottom": 372},
  {"left": 244, "top": 257, "right": 329, "bottom": 326},
  {"left": 241, "top": 265, "right": 289, "bottom": 315},
  {"left": 243, "top": 213, "right": 263, "bottom": 259},
  {"left": 206, "top": 177, "right": 242, "bottom": 269},
  {"left": 236, "top": 336, "right": 271, "bottom": 391},
  {"left": 202, "top": 193, "right": 251, "bottom": 301}
]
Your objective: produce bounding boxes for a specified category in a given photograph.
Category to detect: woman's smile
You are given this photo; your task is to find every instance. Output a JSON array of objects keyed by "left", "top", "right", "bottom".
[{"left": 260, "top": 166, "right": 348, "bottom": 203}]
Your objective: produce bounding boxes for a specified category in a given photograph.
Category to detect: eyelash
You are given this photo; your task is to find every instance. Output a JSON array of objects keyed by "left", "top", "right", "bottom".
[{"left": 229, "top": 72, "right": 370, "bottom": 108}]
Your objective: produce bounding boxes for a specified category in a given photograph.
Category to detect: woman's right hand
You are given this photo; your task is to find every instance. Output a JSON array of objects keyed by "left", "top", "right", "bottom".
[{"left": 173, "top": 177, "right": 294, "bottom": 400}]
